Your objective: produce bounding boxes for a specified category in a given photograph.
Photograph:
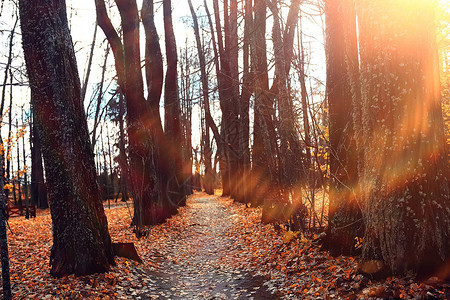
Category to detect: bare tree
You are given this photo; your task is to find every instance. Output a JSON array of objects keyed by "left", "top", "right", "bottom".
[
  {"left": 188, "top": 0, "right": 214, "bottom": 194},
  {"left": 96, "top": 0, "right": 186, "bottom": 228}
]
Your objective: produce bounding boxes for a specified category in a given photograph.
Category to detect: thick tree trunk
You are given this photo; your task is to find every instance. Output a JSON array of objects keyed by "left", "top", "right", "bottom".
[
  {"left": 212, "top": 0, "right": 240, "bottom": 198},
  {"left": 357, "top": 0, "right": 450, "bottom": 277},
  {"left": 163, "top": 0, "right": 186, "bottom": 208},
  {"left": 323, "top": 0, "right": 363, "bottom": 256},
  {"left": 19, "top": 0, "right": 115, "bottom": 277},
  {"left": 96, "top": 0, "right": 165, "bottom": 227},
  {"left": 251, "top": 0, "right": 280, "bottom": 206},
  {"left": 141, "top": 0, "right": 173, "bottom": 222}
]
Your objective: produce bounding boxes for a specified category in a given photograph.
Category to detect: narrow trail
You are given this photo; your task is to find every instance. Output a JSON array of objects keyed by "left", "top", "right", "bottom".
[{"left": 137, "top": 193, "right": 277, "bottom": 299}]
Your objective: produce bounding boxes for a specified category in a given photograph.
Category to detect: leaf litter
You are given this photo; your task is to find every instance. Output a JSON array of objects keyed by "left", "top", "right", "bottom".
[{"left": 0, "top": 192, "right": 448, "bottom": 299}]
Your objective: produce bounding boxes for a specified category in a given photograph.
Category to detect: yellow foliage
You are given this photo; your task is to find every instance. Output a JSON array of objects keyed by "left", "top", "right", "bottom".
[
  {"left": 299, "top": 232, "right": 309, "bottom": 244},
  {"left": 283, "top": 230, "right": 299, "bottom": 243},
  {"left": 3, "top": 183, "right": 13, "bottom": 192}
]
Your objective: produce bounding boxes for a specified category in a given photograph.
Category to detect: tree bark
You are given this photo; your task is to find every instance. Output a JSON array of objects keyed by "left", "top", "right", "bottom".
[
  {"left": 163, "top": 0, "right": 186, "bottom": 208},
  {"left": 357, "top": 0, "right": 450, "bottom": 277},
  {"left": 19, "top": 0, "right": 115, "bottom": 277},
  {"left": 251, "top": 0, "right": 280, "bottom": 205},
  {"left": 212, "top": 0, "right": 240, "bottom": 198},
  {"left": 323, "top": 0, "right": 363, "bottom": 256}
]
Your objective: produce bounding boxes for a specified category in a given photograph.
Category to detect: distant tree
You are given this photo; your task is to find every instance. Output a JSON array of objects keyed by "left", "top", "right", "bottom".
[
  {"left": 356, "top": 0, "right": 450, "bottom": 277},
  {"left": 0, "top": 154, "right": 11, "bottom": 299},
  {"left": 251, "top": 0, "right": 279, "bottom": 206},
  {"left": 188, "top": 0, "right": 214, "bottom": 195},
  {"left": 1, "top": 13, "right": 17, "bottom": 207},
  {"left": 269, "top": 0, "right": 303, "bottom": 201},
  {"left": 30, "top": 109, "right": 48, "bottom": 209},
  {"left": 107, "top": 91, "right": 128, "bottom": 202},
  {"left": 19, "top": 0, "right": 115, "bottom": 276},
  {"left": 210, "top": 0, "right": 240, "bottom": 199},
  {"left": 0, "top": 10, "right": 15, "bottom": 299},
  {"left": 178, "top": 43, "right": 194, "bottom": 196},
  {"left": 238, "top": 0, "right": 253, "bottom": 204}
]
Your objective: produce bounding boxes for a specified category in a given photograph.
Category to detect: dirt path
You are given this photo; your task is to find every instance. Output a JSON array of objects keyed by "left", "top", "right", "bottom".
[{"left": 136, "top": 194, "right": 277, "bottom": 299}]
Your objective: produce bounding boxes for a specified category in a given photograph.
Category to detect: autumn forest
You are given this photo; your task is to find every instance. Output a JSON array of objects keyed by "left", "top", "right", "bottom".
[{"left": 0, "top": 0, "right": 449, "bottom": 299}]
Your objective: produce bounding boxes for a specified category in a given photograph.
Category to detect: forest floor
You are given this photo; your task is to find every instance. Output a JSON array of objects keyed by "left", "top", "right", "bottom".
[{"left": 2, "top": 192, "right": 449, "bottom": 299}]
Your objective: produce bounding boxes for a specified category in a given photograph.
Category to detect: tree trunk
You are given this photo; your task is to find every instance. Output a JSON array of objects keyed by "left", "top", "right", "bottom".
[
  {"left": 163, "top": 0, "right": 186, "bottom": 208},
  {"left": 16, "top": 119, "right": 21, "bottom": 206},
  {"left": 0, "top": 15, "right": 17, "bottom": 115},
  {"left": 96, "top": 0, "right": 163, "bottom": 228},
  {"left": 188, "top": 0, "right": 214, "bottom": 195},
  {"left": 357, "top": 0, "right": 450, "bottom": 277},
  {"left": 80, "top": 22, "right": 97, "bottom": 103},
  {"left": 96, "top": 0, "right": 184, "bottom": 226},
  {"left": 204, "top": 0, "right": 228, "bottom": 194},
  {"left": 91, "top": 45, "right": 110, "bottom": 151},
  {"left": 21, "top": 108, "right": 29, "bottom": 218},
  {"left": 0, "top": 150, "right": 12, "bottom": 299},
  {"left": 141, "top": 0, "right": 172, "bottom": 221},
  {"left": 19, "top": 0, "right": 115, "bottom": 277},
  {"left": 226, "top": 0, "right": 242, "bottom": 202},
  {"left": 237, "top": 0, "right": 253, "bottom": 204},
  {"left": 117, "top": 93, "right": 128, "bottom": 202},
  {"left": 30, "top": 109, "right": 48, "bottom": 209},
  {"left": 323, "top": 0, "right": 363, "bottom": 256},
  {"left": 251, "top": 0, "right": 279, "bottom": 206},
  {"left": 269, "top": 0, "right": 303, "bottom": 202}
]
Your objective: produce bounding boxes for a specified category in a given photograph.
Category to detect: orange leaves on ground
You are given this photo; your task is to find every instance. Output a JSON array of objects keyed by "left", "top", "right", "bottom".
[{"left": 0, "top": 194, "right": 448, "bottom": 299}]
